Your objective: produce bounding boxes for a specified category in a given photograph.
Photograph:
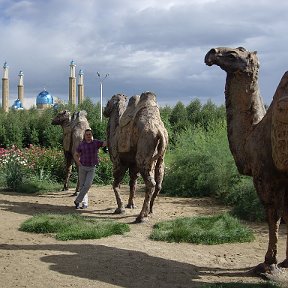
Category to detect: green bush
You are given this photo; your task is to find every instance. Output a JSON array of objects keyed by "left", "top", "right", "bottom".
[
  {"left": 94, "top": 149, "right": 130, "bottom": 186},
  {"left": 0, "top": 146, "right": 29, "bottom": 191},
  {"left": 163, "top": 121, "right": 239, "bottom": 197},
  {"left": 227, "top": 177, "right": 265, "bottom": 222},
  {"left": 94, "top": 150, "right": 114, "bottom": 185}
]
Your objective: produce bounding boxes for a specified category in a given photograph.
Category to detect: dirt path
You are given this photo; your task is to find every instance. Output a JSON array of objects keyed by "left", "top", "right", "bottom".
[{"left": 0, "top": 185, "right": 287, "bottom": 287}]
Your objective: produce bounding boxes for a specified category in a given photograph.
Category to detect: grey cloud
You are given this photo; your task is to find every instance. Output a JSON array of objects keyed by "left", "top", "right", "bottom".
[{"left": 0, "top": 0, "right": 288, "bottom": 108}]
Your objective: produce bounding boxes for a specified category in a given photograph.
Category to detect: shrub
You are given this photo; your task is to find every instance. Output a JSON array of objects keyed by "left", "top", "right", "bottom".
[
  {"left": 23, "top": 145, "right": 65, "bottom": 182},
  {"left": 163, "top": 121, "right": 239, "bottom": 197},
  {"left": 0, "top": 145, "right": 66, "bottom": 192},
  {"left": 227, "top": 177, "right": 265, "bottom": 222},
  {"left": 0, "top": 146, "right": 30, "bottom": 191},
  {"left": 94, "top": 150, "right": 114, "bottom": 185}
]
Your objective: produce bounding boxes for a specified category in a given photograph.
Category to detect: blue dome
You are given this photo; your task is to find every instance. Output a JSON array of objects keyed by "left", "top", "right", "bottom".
[
  {"left": 12, "top": 99, "right": 23, "bottom": 110},
  {"left": 36, "top": 90, "right": 53, "bottom": 105}
]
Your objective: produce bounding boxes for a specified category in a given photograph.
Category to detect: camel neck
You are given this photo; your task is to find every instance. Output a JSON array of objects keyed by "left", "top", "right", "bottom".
[
  {"left": 110, "top": 104, "right": 126, "bottom": 130},
  {"left": 225, "top": 72, "right": 266, "bottom": 175}
]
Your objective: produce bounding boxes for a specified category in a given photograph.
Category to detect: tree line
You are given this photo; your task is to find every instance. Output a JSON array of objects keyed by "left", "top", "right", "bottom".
[{"left": 0, "top": 97, "right": 226, "bottom": 148}]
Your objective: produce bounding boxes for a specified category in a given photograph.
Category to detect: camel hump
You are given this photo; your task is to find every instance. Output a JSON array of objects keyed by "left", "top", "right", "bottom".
[
  {"left": 118, "top": 92, "right": 159, "bottom": 153},
  {"left": 136, "top": 91, "right": 159, "bottom": 113},
  {"left": 118, "top": 95, "right": 140, "bottom": 153},
  {"left": 119, "top": 95, "right": 140, "bottom": 128},
  {"left": 271, "top": 72, "right": 288, "bottom": 171}
]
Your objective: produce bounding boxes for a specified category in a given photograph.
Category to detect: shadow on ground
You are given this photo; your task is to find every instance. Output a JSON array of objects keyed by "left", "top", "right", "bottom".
[{"left": 0, "top": 243, "right": 262, "bottom": 288}]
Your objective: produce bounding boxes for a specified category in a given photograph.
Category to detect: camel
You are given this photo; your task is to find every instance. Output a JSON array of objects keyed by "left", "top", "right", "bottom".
[
  {"left": 103, "top": 91, "right": 168, "bottom": 223},
  {"left": 51, "top": 110, "right": 90, "bottom": 193},
  {"left": 205, "top": 46, "right": 288, "bottom": 275}
]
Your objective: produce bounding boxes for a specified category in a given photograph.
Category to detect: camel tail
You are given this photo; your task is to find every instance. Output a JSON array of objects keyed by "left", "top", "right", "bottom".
[
  {"left": 153, "top": 129, "right": 168, "bottom": 161},
  {"left": 271, "top": 71, "right": 288, "bottom": 172}
]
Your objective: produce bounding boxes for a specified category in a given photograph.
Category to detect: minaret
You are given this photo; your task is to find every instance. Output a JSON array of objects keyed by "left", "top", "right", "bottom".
[
  {"left": 17, "top": 70, "right": 24, "bottom": 105},
  {"left": 69, "top": 60, "right": 76, "bottom": 106},
  {"left": 2, "top": 62, "right": 9, "bottom": 112},
  {"left": 78, "top": 69, "right": 84, "bottom": 105}
]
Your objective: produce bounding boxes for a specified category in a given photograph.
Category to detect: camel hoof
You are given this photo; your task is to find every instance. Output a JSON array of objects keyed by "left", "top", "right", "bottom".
[
  {"left": 279, "top": 259, "right": 288, "bottom": 268},
  {"left": 134, "top": 216, "right": 145, "bottom": 223},
  {"left": 250, "top": 263, "right": 277, "bottom": 276},
  {"left": 62, "top": 187, "right": 68, "bottom": 191},
  {"left": 114, "top": 208, "right": 125, "bottom": 214}
]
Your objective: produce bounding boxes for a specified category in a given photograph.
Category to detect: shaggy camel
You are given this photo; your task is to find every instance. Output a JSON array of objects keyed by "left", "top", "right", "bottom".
[
  {"left": 205, "top": 46, "right": 288, "bottom": 274},
  {"left": 103, "top": 92, "right": 168, "bottom": 223},
  {"left": 51, "top": 110, "right": 90, "bottom": 192}
]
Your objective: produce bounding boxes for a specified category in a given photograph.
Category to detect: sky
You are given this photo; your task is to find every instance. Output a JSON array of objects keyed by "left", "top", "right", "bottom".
[{"left": 1, "top": 0, "right": 288, "bottom": 109}]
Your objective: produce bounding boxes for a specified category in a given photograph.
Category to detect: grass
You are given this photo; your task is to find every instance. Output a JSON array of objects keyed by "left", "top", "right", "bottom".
[
  {"left": 16, "top": 179, "right": 63, "bottom": 194},
  {"left": 203, "top": 283, "right": 280, "bottom": 288},
  {"left": 19, "top": 213, "right": 130, "bottom": 241},
  {"left": 150, "top": 213, "right": 255, "bottom": 244}
]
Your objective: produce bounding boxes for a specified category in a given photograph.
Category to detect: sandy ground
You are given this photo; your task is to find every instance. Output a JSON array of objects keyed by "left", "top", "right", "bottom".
[{"left": 1, "top": 185, "right": 288, "bottom": 288}]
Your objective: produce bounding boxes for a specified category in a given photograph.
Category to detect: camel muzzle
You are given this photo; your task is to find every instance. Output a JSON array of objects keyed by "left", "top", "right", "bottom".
[{"left": 204, "top": 49, "right": 217, "bottom": 66}]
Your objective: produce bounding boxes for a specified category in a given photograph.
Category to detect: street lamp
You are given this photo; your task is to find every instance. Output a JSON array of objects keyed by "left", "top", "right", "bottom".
[{"left": 97, "top": 72, "right": 109, "bottom": 122}]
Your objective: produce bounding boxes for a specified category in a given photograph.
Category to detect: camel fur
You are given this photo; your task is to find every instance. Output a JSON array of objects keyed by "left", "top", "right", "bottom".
[
  {"left": 205, "top": 46, "right": 288, "bottom": 275},
  {"left": 51, "top": 110, "right": 90, "bottom": 192},
  {"left": 103, "top": 92, "right": 168, "bottom": 223}
]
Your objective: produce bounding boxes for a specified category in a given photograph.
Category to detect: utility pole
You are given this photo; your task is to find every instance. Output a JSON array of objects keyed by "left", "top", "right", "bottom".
[{"left": 97, "top": 72, "right": 109, "bottom": 122}]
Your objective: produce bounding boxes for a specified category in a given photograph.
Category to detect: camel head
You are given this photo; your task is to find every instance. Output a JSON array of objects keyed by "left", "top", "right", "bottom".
[
  {"left": 51, "top": 110, "right": 71, "bottom": 125},
  {"left": 204, "top": 47, "right": 259, "bottom": 74},
  {"left": 103, "top": 94, "right": 128, "bottom": 118}
]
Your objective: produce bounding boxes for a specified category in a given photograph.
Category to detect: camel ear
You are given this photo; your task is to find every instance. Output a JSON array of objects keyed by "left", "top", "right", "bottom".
[{"left": 237, "top": 47, "right": 246, "bottom": 52}]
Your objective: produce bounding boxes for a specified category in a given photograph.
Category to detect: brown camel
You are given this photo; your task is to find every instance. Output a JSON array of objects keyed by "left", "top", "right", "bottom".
[
  {"left": 205, "top": 46, "right": 288, "bottom": 274},
  {"left": 51, "top": 110, "right": 90, "bottom": 192},
  {"left": 103, "top": 91, "right": 169, "bottom": 223}
]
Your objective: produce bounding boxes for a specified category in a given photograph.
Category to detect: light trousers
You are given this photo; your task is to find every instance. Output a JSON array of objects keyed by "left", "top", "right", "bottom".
[{"left": 75, "top": 165, "right": 96, "bottom": 205}]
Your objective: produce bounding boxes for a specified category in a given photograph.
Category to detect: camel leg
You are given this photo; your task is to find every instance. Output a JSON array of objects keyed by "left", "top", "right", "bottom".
[
  {"left": 135, "top": 171, "right": 156, "bottom": 223},
  {"left": 126, "top": 165, "right": 139, "bottom": 209},
  {"left": 253, "top": 206, "right": 280, "bottom": 274},
  {"left": 150, "top": 157, "right": 165, "bottom": 214},
  {"left": 63, "top": 154, "right": 73, "bottom": 191},
  {"left": 113, "top": 164, "right": 128, "bottom": 214},
  {"left": 278, "top": 190, "right": 288, "bottom": 268},
  {"left": 279, "top": 213, "right": 288, "bottom": 268}
]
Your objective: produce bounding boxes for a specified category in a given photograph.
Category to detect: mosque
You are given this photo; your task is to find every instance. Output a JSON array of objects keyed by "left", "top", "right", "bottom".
[{"left": 1, "top": 60, "right": 84, "bottom": 112}]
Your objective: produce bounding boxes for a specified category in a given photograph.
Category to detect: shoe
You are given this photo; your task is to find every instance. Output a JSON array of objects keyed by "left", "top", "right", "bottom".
[
  {"left": 81, "top": 205, "right": 88, "bottom": 209},
  {"left": 74, "top": 201, "right": 80, "bottom": 209}
]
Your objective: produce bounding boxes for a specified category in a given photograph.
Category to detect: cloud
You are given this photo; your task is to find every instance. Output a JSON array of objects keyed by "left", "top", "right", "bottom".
[{"left": 0, "top": 0, "right": 287, "bottom": 109}]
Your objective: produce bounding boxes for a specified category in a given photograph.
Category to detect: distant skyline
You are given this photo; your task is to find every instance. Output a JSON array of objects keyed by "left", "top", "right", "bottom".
[{"left": 1, "top": 0, "right": 288, "bottom": 109}]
